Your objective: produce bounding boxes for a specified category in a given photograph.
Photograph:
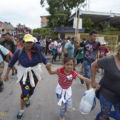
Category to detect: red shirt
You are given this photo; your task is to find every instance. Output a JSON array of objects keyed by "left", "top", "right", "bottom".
[
  {"left": 57, "top": 67, "right": 78, "bottom": 89},
  {"left": 99, "top": 46, "right": 109, "bottom": 58}
]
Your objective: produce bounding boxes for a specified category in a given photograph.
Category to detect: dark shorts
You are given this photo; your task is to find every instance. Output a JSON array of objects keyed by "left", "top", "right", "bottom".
[{"left": 77, "top": 59, "right": 83, "bottom": 64}]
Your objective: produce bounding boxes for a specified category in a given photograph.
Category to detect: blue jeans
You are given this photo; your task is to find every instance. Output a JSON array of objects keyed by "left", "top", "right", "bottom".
[
  {"left": 96, "top": 94, "right": 120, "bottom": 120},
  {"left": 83, "top": 60, "right": 91, "bottom": 79},
  {"left": 56, "top": 94, "right": 72, "bottom": 118}
]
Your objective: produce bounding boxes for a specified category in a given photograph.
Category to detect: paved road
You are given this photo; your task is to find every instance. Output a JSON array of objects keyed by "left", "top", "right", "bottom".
[{"left": 0, "top": 59, "right": 112, "bottom": 120}]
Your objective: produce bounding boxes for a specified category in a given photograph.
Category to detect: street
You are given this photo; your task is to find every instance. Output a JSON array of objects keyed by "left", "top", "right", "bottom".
[{"left": 0, "top": 60, "right": 111, "bottom": 120}]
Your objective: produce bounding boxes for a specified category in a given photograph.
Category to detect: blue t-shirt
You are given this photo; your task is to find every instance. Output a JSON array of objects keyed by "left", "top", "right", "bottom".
[
  {"left": 65, "top": 42, "right": 74, "bottom": 57},
  {"left": 0, "top": 44, "right": 9, "bottom": 63}
]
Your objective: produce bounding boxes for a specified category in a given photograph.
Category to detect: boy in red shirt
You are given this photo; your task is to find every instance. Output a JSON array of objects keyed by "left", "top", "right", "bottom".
[{"left": 98, "top": 41, "right": 110, "bottom": 59}]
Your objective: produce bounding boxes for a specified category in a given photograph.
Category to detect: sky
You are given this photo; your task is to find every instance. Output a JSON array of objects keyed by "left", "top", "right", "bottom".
[{"left": 0, "top": 0, "right": 120, "bottom": 29}]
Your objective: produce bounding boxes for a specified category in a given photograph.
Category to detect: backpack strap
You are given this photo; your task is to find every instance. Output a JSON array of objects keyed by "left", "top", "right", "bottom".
[{"left": 17, "top": 47, "right": 23, "bottom": 65}]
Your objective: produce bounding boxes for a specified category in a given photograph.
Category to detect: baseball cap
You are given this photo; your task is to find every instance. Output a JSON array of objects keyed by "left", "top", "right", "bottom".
[{"left": 23, "top": 34, "right": 34, "bottom": 42}]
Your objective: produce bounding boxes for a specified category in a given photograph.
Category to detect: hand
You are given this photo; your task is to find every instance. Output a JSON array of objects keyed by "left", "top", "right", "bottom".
[
  {"left": 46, "top": 62, "right": 51, "bottom": 71},
  {"left": 92, "top": 81, "right": 100, "bottom": 89},
  {"left": 4, "top": 75, "right": 9, "bottom": 82},
  {"left": 87, "top": 79, "right": 91, "bottom": 84}
]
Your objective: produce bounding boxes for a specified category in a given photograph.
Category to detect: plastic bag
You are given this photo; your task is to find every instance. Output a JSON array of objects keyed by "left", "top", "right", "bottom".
[{"left": 79, "top": 88, "right": 96, "bottom": 114}]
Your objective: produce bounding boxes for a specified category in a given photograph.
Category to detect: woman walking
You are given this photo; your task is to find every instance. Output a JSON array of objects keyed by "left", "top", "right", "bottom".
[{"left": 4, "top": 34, "right": 51, "bottom": 119}]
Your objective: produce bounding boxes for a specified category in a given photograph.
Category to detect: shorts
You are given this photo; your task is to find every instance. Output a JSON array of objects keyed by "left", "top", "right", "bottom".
[{"left": 77, "top": 59, "right": 83, "bottom": 64}]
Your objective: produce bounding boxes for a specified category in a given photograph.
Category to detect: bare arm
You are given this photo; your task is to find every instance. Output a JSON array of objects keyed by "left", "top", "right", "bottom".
[
  {"left": 77, "top": 74, "right": 91, "bottom": 84},
  {"left": 64, "top": 48, "right": 67, "bottom": 54},
  {"left": 48, "top": 69, "right": 57, "bottom": 74},
  {"left": 91, "top": 60, "right": 101, "bottom": 89},
  {"left": 46, "top": 63, "right": 57, "bottom": 75}
]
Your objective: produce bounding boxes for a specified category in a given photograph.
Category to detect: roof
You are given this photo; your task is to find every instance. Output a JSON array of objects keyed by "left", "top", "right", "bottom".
[
  {"left": 54, "top": 27, "right": 85, "bottom": 33},
  {"left": 69, "top": 10, "right": 120, "bottom": 25}
]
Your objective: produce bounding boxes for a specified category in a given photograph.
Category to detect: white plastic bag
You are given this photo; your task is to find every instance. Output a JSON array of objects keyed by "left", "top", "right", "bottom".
[{"left": 79, "top": 88, "right": 96, "bottom": 114}]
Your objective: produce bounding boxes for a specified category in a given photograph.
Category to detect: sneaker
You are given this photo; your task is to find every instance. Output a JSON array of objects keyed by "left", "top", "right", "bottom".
[
  {"left": 12, "top": 72, "right": 15, "bottom": 76},
  {"left": 26, "top": 99, "right": 30, "bottom": 107},
  {"left": 17, "top": 110, "right": 24, "bottom": 119},
  {"left": 59, "top": 117, "right": 64, "bottom": 120},
  {"left": 0, "top": 81, "right": 4, "bottom": 92}
]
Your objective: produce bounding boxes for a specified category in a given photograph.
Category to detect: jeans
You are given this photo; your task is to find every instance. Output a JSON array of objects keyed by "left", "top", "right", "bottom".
[
  {"left": 56, "top": 94, "right": 72, "bottom": 118},
  {"left": 83, "top": 60, "right": 91, "bottom": 79}
]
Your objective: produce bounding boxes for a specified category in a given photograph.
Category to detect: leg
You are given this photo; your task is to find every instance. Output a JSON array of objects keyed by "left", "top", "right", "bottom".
[
  {"left": 66, "top": 97, "right": 72, "bottom": 120},
  {"left": 110, "top": 104, "right": 120, "bottom": 120},
  {"left": 56, "top": 94, "right": 65, "bottom": 120},
  {"left": 83, "top": 60, "right": 91, "bottom": 89},
  {"left": 0, "top": 62, "right": 4, "bottom": 92},
  {"left": 11, "top": 66, "right": 17, "bottom": 75},
  {"left": 96, "top": 94, "right": 112, "bottom": 120}
]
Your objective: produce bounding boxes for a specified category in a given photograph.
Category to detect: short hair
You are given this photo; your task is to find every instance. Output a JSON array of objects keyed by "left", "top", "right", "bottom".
[
  {"left": 63, "top": 53, "right": 75, "bottom": 64},
  {"left": 89, "top": 30, "right": 97, "bottom": 36},
  {"left": 5, "top": 32, "right": 11, "bottom": 36}
]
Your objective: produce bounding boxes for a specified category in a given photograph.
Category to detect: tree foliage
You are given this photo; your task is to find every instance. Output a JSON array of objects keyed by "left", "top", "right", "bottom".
[
  {"left": 40, "top": 0, "right": 85, "bottom": 28},
  {"left": 33, "top": 28, "right": 57, "bottom": 38},
  {"left": 83, "top": 18, "right": 94, "bottom": 32}
]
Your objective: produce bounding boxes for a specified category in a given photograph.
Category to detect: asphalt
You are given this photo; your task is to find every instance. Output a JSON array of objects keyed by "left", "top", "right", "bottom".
[{"left": 0, "top": 55, "right": 114, "bottom": 120}]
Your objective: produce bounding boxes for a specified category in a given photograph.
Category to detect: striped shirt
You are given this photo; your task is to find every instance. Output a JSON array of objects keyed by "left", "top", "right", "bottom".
[{"left": 57, "top": 68, "right": 78, "bottom": 89}]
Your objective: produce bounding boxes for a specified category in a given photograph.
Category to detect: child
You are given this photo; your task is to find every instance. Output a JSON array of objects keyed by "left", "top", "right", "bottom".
[
  {"left": 98, "top": 41, "right": 110, "bottom": 59},
  {"left": 48, "top": 54, "right": 91, "bottom": 120}
]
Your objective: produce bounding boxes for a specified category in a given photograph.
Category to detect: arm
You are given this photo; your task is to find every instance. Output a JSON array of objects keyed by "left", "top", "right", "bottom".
[
  {"left": 64, "top": 47, "right": 67, "bottom": 54},
  {"left": 91, "top": 60, "right": 101, "bottom": 89},
  {"left": 4, "top": 49, "right": 20, "bottom": 81},
  {"left": 64, "top": 43, "right": 68, "bottom": 54},
  {"left": 48, "top": 69, "right": 57, "bottom": 75},
  {"left": 46, "top": 63, "right": 57, "bottom": 75},
  {"left": 40, "top": 52, "right": 48, "bottom": 64},
  {"left": 77, "top": 74, "right": 91, "bottom": 84}
]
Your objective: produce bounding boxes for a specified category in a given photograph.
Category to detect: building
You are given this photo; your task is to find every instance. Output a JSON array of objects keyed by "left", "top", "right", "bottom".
[
  {"left": 0, "top": 21, "right": 14, "bottom": 33},
  {"left": 69, "top": 10, "right": 120, "bottom": 28}
]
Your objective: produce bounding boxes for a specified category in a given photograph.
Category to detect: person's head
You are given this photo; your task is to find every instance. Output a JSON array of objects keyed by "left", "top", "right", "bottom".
[
  {"left": 5, "top": 32, "right": 11, "bottom": 41},
  {"left": 23, "top": 34, "right": 34, "bottom": 50},
  {"left": 41, "top": 35, "right": 45, "bottom": 40},
  {"left": 100, "top": 40, "right": 107, "bottom": 47},
  {"left": 70, "top": 37, "right": 75, "bottom": 44},
  {"left": 89, "top": 30, "right": 97, "bottom": 42},
  {"left": 63, "top": 54, "right": 75, "bottom": 73},
  {"left": 82, "top": 38, "right": 86, "bottom": 41}
]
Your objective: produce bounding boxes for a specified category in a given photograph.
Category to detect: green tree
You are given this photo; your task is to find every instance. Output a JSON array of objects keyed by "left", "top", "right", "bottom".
[
  {"left": 83, "top": 18, "right": 94, "bottom": 32},
  {"left": 40, "top": 0, "right": 85, "bottom": 28},
  {"left": 33, "top": 28, "right": 57, "bottom": 38}
]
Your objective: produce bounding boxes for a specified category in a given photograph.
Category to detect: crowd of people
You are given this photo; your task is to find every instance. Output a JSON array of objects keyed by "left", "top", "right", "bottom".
[{"left": 0, "top": 30, "right": 120, "bottom": 120}]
